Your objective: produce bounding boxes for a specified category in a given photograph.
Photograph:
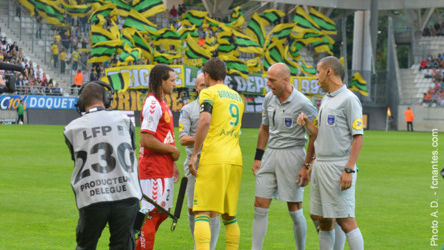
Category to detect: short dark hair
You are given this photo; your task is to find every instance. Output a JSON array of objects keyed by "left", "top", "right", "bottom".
[
  {"left": 79, "top": 82, "right": 104, "bottom": 108},
  {"left": 203, "top": 57, "right": 226, "bottom": 81},
  {"left": 149, "top": 64, "right": 174, "bottom": 99},
  {"left": 319, "top": 56, "right": 344, "bottom": 80}
]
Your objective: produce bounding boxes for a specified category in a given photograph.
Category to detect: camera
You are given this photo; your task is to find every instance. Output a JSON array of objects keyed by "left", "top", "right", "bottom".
[
  {"left": 0, "top": 74, "right": 16, "bottom": 93},
  {"left": 0, "top": 62, "right": 25, "bottom": 94}
]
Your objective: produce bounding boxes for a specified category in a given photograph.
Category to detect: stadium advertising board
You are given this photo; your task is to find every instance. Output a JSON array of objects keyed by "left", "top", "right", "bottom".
[
  {"left": 109, "top": 89, "right": 187, "bottom": 112},
  {"left": 105, "top": 65, "right": 322, "bottom": 97},
  {"left": 0, "top": 95, "right": 78, "bottom": 110}
]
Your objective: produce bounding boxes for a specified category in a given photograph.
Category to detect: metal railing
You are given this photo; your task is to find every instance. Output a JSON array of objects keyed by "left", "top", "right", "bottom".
[{"left": 15, "top": 85, "right": 63, "bottom": 96}]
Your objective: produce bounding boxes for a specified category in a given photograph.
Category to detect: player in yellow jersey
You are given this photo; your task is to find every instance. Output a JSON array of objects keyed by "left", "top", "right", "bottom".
[{"left": 189, "top": 57, "right": 244, "bottom": 250}]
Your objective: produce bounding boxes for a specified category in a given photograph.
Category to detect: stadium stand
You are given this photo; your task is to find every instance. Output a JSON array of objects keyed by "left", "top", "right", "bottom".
[{"left": 0, "top": 0, "right": 92, "bottom": 95}]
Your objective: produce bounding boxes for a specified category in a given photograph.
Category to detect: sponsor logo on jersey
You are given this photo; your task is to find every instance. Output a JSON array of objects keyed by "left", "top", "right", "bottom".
[
  {"left": 328, "top": 115, "right": 335, "bottom": 126},
  {"left": 163, "top": 131, "right": 174, "bottom": 144},
  {"left": 352, "top": 118, "right": 363, "bottom": 130}
]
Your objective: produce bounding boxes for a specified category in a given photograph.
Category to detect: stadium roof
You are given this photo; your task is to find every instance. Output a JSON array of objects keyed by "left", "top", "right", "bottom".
[{"left": 252, "top": 0, "right": 444, "bottom": 10}]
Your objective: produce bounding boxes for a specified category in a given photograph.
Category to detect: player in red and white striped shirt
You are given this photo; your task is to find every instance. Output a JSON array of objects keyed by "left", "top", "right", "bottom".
[{"left": 136, "top": 64, "right": 180, "bottom": 250}]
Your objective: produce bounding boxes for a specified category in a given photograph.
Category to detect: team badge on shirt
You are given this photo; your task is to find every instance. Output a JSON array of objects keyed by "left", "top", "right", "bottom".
[
  {"left": 353, "top": 118, "right": 364, "bottom": 130},
  {"left": 285, "top": 118, "right": 292, "bottom": 127},
  {"left": 327, "top": 115, "right": 335, "bottom": 126}
]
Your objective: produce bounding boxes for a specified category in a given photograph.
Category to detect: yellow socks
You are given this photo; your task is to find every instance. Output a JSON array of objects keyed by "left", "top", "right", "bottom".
[
  {"left": 194, "top": 215, "right": 211, "bottom": 250},
  {"left": 223, "top": 217, "right": 240, "bottom": 250}
]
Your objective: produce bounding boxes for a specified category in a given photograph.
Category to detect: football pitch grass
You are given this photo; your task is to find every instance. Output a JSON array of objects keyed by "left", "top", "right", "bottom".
[{"left": 0, "top": 125, "right": 442, "bottom": 249}]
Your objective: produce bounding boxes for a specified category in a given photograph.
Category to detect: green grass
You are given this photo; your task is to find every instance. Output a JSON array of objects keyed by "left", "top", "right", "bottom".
[{"left": 0, "top": 125, "right": 443, "bottom": 249}]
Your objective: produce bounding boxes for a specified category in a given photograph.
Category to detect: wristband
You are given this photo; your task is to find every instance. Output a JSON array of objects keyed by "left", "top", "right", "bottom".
[{"left": 254, "top": 148, "right": 265, "bottom": 161}]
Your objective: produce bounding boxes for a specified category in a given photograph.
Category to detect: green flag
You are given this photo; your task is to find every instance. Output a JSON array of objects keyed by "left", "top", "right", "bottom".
[
  {"left": 181, "top": 10, "right": 208, "bottom": 27},
  {"left": 245, "top": 13, "right": 267, "bottom": 47},
  {"left": 123, "top": 9, "right": 158, "bottom": 32},
  {"left": 132, "top": 0, "right": 165, "bottom": 18},
  {"left": 309, "top": 8, "right": 337, "bottom": 35},
  {"left": 349, "top": 72, "right": 369, "bottom": 96},
  {"left": 300, "top": 58, "right": 316, "bottom": 76},
  {"left": 260, "top": 9, "right": 285, "bottom": 26}
]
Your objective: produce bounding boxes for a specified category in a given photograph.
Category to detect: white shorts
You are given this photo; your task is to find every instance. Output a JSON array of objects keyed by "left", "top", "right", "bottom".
[
  {"left": 140, "top": 177, "right": 174, "bottom": 213},
  {"left": 310, "top": 159, "right": 357, "bottom": 218},
  {"left": 255, "top": 147, "right": 305, "bottom": 202}
]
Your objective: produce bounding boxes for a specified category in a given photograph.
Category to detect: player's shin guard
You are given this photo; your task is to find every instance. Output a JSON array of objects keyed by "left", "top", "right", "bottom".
[
  {"left": 194, "top": 215, "right": 211, "bottom": 250},
  {"left": 223, "top": 217, "right": 240, "bottom": 250},
  {"left": 136, "top": 212, "right": 167, "bottom": 250},
  {"left": 289, "top": 209, "right": 307, "bottom": 250}
]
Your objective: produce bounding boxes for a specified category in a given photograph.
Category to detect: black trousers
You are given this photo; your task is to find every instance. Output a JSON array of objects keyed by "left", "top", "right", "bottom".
[
  {"left": 407, "top": 122, "right": 413, "bottom": 131},
  {"left": 76, "top": 198, "right": 139, "bottom": 250},
  {"left": 61, "top": 61, "right": 66, "bottom": 74},
  {"left": 17, "top": 114, "right": 23, "bottom": 124}
]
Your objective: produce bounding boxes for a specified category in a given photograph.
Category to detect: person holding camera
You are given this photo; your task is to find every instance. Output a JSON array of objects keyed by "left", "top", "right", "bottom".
[
  {"left": 64, "top": 81, "right": 142, "bottom": 250},
  {"left": 0, "top": 75, "right": 6, "bottom": 93}
]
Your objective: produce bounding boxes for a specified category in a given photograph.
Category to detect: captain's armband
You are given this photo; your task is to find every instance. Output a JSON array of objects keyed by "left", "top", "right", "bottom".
[{"left": 200, "top": 102, "right": 213, "bottom": 114}]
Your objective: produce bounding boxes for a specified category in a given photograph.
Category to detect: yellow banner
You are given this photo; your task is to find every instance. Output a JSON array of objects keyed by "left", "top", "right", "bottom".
[
  {"left": 110, "top": 89, "right": 189, "bottom": 112},
  {"left": 104, "top": 65, "right": 186, "bottom": 89}
]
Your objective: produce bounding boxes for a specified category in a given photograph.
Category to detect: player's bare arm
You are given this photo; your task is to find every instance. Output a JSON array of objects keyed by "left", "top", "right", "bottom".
[
  {"left": 339, "top": 134, "right": 363, "bottom": 190},
  {"left": 179, "top": 134, "right": 195, "bottom": 146},
  {"left": 140, "top": 132, "right": 180, "bottom": 161},
  {"left": 189, "top": 111, "right": 211, "bottom": 177},
  {"left": 173, "top": 162, "right": 180, "bottom": 183},
  {"left": 252, "top": 124, "right": 269, "bottom": 176}
]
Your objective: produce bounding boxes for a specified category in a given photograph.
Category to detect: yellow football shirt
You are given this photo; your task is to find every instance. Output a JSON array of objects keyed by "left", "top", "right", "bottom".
[{"left": 199, "top": 84, "right": 244, "bottom": 165}]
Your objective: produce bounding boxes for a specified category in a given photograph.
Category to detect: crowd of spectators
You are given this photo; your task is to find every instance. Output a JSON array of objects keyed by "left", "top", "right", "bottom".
[
  {"left": 419, "top": 53, "right": 444, "bottom": 70},
  {"left": 423, "top": 21, "right": 444, "bottom": 36},
  {"left": 420, "top": 53, "right": 444, "bottom": 106},
  {"left": 0, "top": 31, "right": 61, "bottom": 95}
]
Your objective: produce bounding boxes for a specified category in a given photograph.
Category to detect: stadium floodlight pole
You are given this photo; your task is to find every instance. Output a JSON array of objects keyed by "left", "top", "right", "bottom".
[{"left": 141, "top": 177, "right": 188, "bottom": 231}]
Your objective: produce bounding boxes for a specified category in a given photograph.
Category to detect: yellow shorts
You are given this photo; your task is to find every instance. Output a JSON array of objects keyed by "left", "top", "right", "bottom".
[{"left": 193, "top": 163, "right": 242, "bottom": 216}]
